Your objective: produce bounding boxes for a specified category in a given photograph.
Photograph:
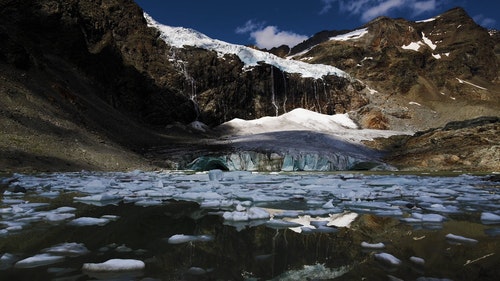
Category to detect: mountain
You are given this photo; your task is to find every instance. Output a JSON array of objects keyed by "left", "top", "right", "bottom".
[
  {"left": 287, "top": 7, "right": 500, "bottom": 131},
  {"left": 0, "top": 0, "right": 498, "bottom": 172}
]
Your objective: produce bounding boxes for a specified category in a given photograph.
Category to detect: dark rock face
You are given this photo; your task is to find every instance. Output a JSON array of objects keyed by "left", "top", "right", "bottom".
[
  {"left": 160, "top": 46, "right": 368, "bottom": 125},
  {"left": 0, "top": 0, "right": 368, "bottom": 128},
  {"left": 365, "top": 117, "right": 500, "bottom": 171},
  {"left": 0, "top": 0, "right": 190, "bottom": 124}
]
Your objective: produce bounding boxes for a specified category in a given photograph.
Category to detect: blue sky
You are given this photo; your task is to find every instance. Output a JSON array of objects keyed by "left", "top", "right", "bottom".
[{"left": 134, "top": 0, "right": 499, "bottom": 49}]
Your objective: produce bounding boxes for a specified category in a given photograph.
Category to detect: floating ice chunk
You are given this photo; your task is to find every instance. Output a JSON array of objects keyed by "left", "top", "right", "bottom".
[
  {"left": 177, "top": 191, "right": 224, "bottom": 202},
  {"left": 322, "top": 199, "right": 335, "bottom": 209},
  {"left": 265, "top": 219, "right": 303, "bottom": 229},
  {"left": 45, "top": 212, "right": 75, "bottom": 222},
  {"left": 186, "top": 266, "right": 208, "bottom": 275},
  {"left": 313, "top": 225, "right": 339, "bottom": 233},
  {"left": 410, "top": 256, "right": 425, "bottom": 266},
  {"left": 200, "top": 199, "right": 234, "bottom": 209},
  {"left": 223, "top": 211, "right": 248, "bottom": 221},
  {"left": 156, "top": 180, "right": 164, "bottom": 188},
  {"left": 374, "top": 252, "right": 402, "bottom": 266},
  {"left": 82, "top": 259, "right": 145, "bottom": 272},
  {"left": 361, "top": 242, "right": 385, "bottom": 249},
  {"left": 39, "top": 191, "right": 60, "bottom": 197},
  {"left": 115, "top": 244, "right": 133, "bottom": 252},
  {"left": 43, "top": 242, "right": 90, "bottom": 257},
  {"left": 101, "top": 215, "right": 120, "bottom": 221},
  {"left": 14, "top": 254, "right": 65, "bottom": 268},
  {"left": 134, "top": 188, "right": 173, "bottom": 197},
  {"left": 74, "top": 193, "right": 122, "bottom": 203},
  {"left": 327, "top": 212, "right": 358, "bottom": 228},
  {"left": 0, "top": 253, "right": 17, "bottom": 270},
  {"left": 208, "top": 169, "right": 223, "bottom": 181},
  {"left": 167, "top": 234, "right": 195, "bottom": 244},
  {"left": 248, "top": 207, "right": 270, "bottom": 220},
  {"left": 167, "top": 234, "right": 213, "bottom": 244},
  {"left": 481, "top": 212, "right": 500, "bottom": 224},
  {"left": 223, "top": 207, "right": 269, "bottom": 221},
  {"left": 53, "top": 206, "right": 77, "bottom": 213},
  {"left": 134, "top": 199, "right": 163, "bottom": 207},
  {"left": 425, "top": 204, "right": 460, "bottom": 214},
  {"left": 445, "top": 233, "right": 478, "bottom": 244},
  {"left": 283, "top": 215, "right": 315, "bottom": 233},
  {"left": 68, "top": 217, "right": 110, "bottom": 226},
  {"left": 410, "top": 213, "right": 445, "bottom": 223},
  {"left": 0, "top": 207, "right": 13, "bottom": 214},
  {"left": 416, "top": 276, "right": 456, "bottom": 281}
]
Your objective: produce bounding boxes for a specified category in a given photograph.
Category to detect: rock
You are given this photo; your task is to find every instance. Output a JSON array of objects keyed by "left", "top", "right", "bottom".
[{"left": 368, "top": 117, "right": 500, "bottom": 171}]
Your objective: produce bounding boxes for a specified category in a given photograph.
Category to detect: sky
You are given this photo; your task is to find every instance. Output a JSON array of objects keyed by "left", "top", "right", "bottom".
[{"left": 134, "top": 0, "right": 499, "bottom": 49}]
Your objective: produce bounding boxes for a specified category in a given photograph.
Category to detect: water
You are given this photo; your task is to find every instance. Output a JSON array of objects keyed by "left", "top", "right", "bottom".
[{"left": 0, "top": 171, "right": 499, "bottom": 280}]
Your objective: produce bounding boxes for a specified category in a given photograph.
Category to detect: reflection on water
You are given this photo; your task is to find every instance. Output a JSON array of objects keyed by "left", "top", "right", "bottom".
[{"left": 0, "top": 171, "right": 499, "bottom": 280}]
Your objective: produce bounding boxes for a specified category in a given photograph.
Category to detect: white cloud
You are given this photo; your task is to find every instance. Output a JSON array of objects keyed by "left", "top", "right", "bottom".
[
  {"left": 361, "top": 0, "right": 405, "bottom": 22},
  {"left": 473, "top": 14, "right": 497, "bottom": 28},
  {"left": 236, "top": 21, "right": 308, "bottom": 49},
  {"left": 235, "top": 19, "right": 264, "bottom": 34},
  {"left": 412, "top": 0, "right": 437, "bottom": 15},
  {"left": 320, "top": 0, "right": 447, "bottom": 22},
  {"left": 250, "top": 26, "right": 308, "bottom": 49}
]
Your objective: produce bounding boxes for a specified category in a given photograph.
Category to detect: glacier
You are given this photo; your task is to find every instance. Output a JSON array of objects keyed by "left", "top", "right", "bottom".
[{"left": 144, "top": 13, "right": 348, "bottom": 79}]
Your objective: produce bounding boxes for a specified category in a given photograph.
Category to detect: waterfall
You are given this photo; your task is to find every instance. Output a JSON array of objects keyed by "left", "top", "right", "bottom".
[
  {"left": 314, "top": 80, "right": 321, "bottom": 114},
  {"left": 282, "top": 72, "right": 287, "bottom": 113},
  {"left": 271, "top": 66, "right": 279, "bottom": 117},
  {"left": 169, "top": 48, "right": 200, "bottom": 120}
]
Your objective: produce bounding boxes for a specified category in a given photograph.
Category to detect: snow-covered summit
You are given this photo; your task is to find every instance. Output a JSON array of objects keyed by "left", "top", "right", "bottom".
[{"left": 144, "top": 14, "right": 348, "bottom": 79}]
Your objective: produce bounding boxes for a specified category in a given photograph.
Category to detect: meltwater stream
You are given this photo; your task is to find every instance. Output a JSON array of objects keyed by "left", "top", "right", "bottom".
[{"left": 0, "top": 171, "right": 499, "bottom": 280}]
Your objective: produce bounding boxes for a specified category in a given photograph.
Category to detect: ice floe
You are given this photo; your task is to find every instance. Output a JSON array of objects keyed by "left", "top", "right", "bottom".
[
  {"left": 82, "top": 258, "right": 145, "bottom": 272},
  {"left": 481, "top": 212, "right": 500, "bottom": 224},
  {"left": 374, "top": 252, "right": 402, "bottom": 266},
  {"left": 68, "top": 217, "right": 111, "bottom": 226},
  {"left": 1, "top": 171, "right": 499, "bottom": 237},
  {"left": 361, "top": 242, "right": 385, "bottom": 249},
  {"left": 445, "top": 233, "right": 478, "bottom": 244},
  {"left": 14, "top": 254, "right": 65, "bottom": 269},
  {"left": 42, "top": 242, "right": 90, "bottom": 257},
  {"left": 167, "top": 234, "right": 214, "bottom": 244},
  {"left": 410, "top": 256, "right": 425, "bottom": 266}
]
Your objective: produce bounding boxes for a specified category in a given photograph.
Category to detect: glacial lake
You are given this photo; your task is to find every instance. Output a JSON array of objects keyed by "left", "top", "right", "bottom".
[{"left": 0, "top": 170, "right": 499, "bottom": 280}]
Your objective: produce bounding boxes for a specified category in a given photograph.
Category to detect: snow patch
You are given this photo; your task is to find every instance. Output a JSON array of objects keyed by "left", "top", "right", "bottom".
[
  {"left": 415, "top": 17, "right": 436, "bottom": 23},
  {"left": 421, "top": 32, "right": 437, "bottom": 50},
  {"left": 329, "top": 28, "right": 368, "bottom": 41},
  {"left": 402, "top": 41, "right": 423, "bottom": 51}
]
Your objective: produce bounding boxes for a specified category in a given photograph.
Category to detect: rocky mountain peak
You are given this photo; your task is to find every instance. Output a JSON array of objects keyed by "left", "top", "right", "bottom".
[{"left": 287, "top": 6, "right": 499, "bottom": 131}]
